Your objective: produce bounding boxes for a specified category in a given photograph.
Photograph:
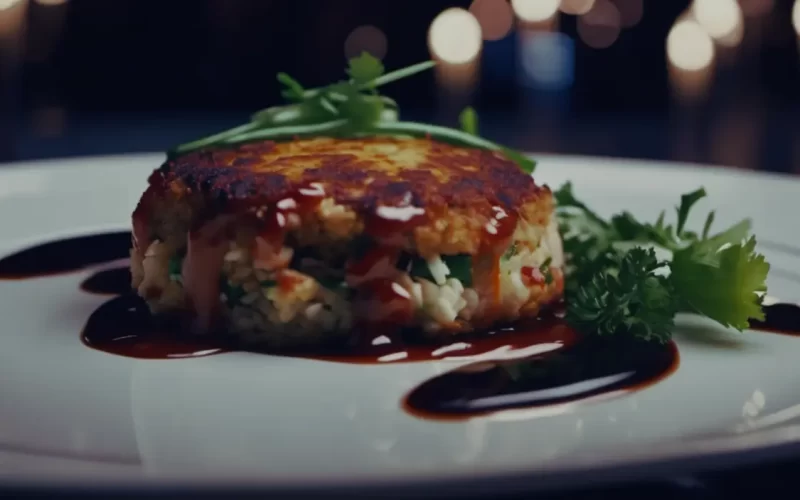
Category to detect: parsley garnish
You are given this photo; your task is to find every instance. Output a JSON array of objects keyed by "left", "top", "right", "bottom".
[
  {"left": 169, "top": 53, "right": 535, "bottom": 173},
  {"left": 556, "top": 182, "right": 770, "bottom": 342},
  {"left": 346, "top": 52, "right": 385, "bottom": 86}
]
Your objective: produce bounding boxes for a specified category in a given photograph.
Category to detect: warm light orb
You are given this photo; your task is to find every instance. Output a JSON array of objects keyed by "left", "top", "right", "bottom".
[
  {"left": 667, "top": 19, "right": 714, "bottom": 71},
  {"left": 428, "top": 8, "right": 483, "bottom": 64},
  {"left": 693, "top": 0, "right": 743, "bottom": 40},
  {"left": 470, "top": 0, "right": 514, "bottom": 41},
  {"left": 511, "top": 0, "right": 560, "bottom": 22},
  {"left": 559, "top": 0, "right": 594, "bottom": 15},
  {"left": 577, "top": 0, "right": 621, "bottom": 49},
  {"left": 739, "top": 0, "right": 773, "bottom": 18},
  {"left": 344, "top": 25, "right": 388, "bottom": 60},
  {"left": 615, "top": 0, "right": 643, "bottom": 28},
  {"left": 0, "top": 0, "right": 21, "bottom": 10}
]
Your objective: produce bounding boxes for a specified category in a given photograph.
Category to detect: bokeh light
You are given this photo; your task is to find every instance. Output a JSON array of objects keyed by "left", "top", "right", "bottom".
[
  {"left": 0, "top": 0, "right": 25, "bottom": 39},
  {"left": 793, "top": 0, "right": 800, "bottom": 36},
  {"left": 344, "top": 25, "right": 388, "bottom": 60},
  {"left": 511, "top": 0, "right": 560, "bottom": 23},
  {"left": 519, "top": 31, "right": 575, "bottom": 90},
  {"left": 469, "top": 0, "right": 514, "bottom": 41},
  {"left": 692, "top": 0, "right": 743, "bottom": 42},
  {"left": 738, "top": 0, "right": 774, "bottom": 18},
  {"left": 33, "top": 0, "right": 68, "bottom": 5},
  {"left": 428, "top": 8, "right": 483, "bottom": 64},
  {"left": 614, "top": 0, "right": 643, "bottom": 28},
  {"left": 667, "top": 19, "right": 714, "bottom": 71},
  {"left": 577, "top": 0, "right": 621, "bottom": 49},
  {"left": 559, "top": 0, "right": 594, "bottom": 15},
  {"left": 0, "top": 0, "right": 21, "bottom": 10}
]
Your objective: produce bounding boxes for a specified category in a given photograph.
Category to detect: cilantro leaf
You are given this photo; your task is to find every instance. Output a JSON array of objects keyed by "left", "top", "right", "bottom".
[
  {"left": 610, "top": 211, "right": 677, "bottom": 249},
  {"left": 566, "top": 247, "right": 679, "bottom": 343},
  {"left": 557, "top": 182, "right": 771, "bottom": 342},
  {"left": 553, "top": 182, "right": 609, "bottom": 229},
  {"left": 346, "top": 52, "right": 385, "bottom": 87},
  {"left": 676, "top": 188, "right": 706, "bottom": 237},
  {"left": 670, "top": 236, "right": 769, "bottom": 330}
]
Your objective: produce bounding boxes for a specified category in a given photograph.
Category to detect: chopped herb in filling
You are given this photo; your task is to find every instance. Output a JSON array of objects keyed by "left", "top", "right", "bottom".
[{"left": 409, "top": 254, "right": 473, "bottom": 287}]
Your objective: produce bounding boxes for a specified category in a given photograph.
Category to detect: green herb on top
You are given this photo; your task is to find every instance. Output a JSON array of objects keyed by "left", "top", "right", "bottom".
[
  {"left": 459, "top": 106, "right": 478, "bottom": 136},
  {"left": 169, "top": 53, "right": 535, "bottom": 173}
]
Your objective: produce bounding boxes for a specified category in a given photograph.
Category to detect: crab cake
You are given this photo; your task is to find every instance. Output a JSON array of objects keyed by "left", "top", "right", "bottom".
[{"left": 129, "top": 137, "right": 564, "bottom": 347}]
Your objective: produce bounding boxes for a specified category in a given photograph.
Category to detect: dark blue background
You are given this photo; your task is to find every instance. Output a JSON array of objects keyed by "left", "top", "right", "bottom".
[{"left": 1, "top": 0, "right": 798, "bottom": 175}]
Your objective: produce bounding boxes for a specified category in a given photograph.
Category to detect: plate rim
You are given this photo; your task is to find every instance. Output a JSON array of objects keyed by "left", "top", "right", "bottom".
[
  {"left": 1, "top": 151, "right": 799, "bottom": 183},
  {"left": 3, "top": 422, "right": 800, "bottom": 497}
]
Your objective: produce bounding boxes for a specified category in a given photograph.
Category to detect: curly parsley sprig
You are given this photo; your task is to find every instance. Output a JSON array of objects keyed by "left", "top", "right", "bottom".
[
  {"left": 169, "top": 53, "right": 536, "bottom": 173},
  {"left": 555, "top": 182, "right": 770, "bottom": 342}
]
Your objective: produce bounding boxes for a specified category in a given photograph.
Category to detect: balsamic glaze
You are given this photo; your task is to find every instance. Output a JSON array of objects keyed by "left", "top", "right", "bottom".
[
  {"left": 80, "top": 296, "right": 579, "bottom": 364},
  {"left": 403, "top": 338, "right": 679, "bottom": 420},
  {"left": 81, "top": 295, "right": 228, "bottom": 359},
  {"left": 750, "top": 303, "right": 800, "bottom": 336},
  {"left": 0, "top": 231, "right": 131, "bottom": 279},
  {"left": 80, "top": 267, "right": 131, "bottom": 295}
]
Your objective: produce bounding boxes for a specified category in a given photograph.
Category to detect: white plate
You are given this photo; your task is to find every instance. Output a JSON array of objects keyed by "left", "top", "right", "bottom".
[{"left": 0, "top": 153, "right": 799, "bottom": 497}]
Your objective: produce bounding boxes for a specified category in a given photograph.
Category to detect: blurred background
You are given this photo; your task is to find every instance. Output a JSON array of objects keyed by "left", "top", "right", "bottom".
[{"left": 0, "top": 0, "right": 798, "bottom": 173}]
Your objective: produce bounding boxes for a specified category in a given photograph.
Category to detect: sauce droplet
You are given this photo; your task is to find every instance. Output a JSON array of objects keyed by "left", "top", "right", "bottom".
[
  {"left": 365, "top": 203, "right": 428, "bottom": 246},
  {"left": 750, "top": 303, "right": 800, "bottom": 336},
  {"left": 403, "top": 337, "right": 679, "bottom": 420}
]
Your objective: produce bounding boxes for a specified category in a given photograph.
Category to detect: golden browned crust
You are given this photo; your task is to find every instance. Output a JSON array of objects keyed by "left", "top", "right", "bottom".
[{"left": 135, "top": 137, "right": 552, "bottom": 257}]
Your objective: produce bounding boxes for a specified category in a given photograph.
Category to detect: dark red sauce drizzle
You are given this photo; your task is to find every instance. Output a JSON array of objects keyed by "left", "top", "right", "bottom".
[
  {"left": 79, "top": 293, "right": 578, "bottom": 364},
  {"left": 750, "top": 303, "right": 800, "bottom": 336},
  {"left": 257, "top": 181, "right": 327, "bottom": 246},
  {"left": 80, "top": 267, "right": 131, "bottom": 295},
  {"left": 81, "top": 295, "right": 228, "bottom": 359},
  {"left": 403, "top": 338, "right": 679, "bottom": 420},
  {"left": 6, "top": 231, "right": 800, "bottom": 420},
  {"left": 0, "top": 231, "right": 130, "bottom": 279}
]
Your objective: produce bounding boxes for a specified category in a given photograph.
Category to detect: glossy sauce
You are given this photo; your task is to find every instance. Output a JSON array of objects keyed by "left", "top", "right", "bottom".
[
  {"left": 81, "top": 295, "right": 229, "bottom": 359},
  {"left": 80, "top": 267, "right": 131, "bottom": 295},
  {"left": 258, "top": 181, "right": 327, "bottom": 246},
  {"left": 81, "top": 296, "right": 577, "bottom": 363},
  {"left": 0, "top": 231, "right": 131, "bottom": 279},
  {"left": 482, "top": 205, "right": 518, "bottom": 248},
  {"left": 750, "top": 303, "right": 800, "bottom": 336},
  {"left": 307, "top": 315, "right": 579, "bottom": 364},
  {"left": 364, "top": 203, "right": 427, "bottom": 247},
  {"left": 403, "top": 337, "right": 679, "bottom": 420},
  {"left": 352, "top": 278, "right": 416, "bottom": 327}
]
